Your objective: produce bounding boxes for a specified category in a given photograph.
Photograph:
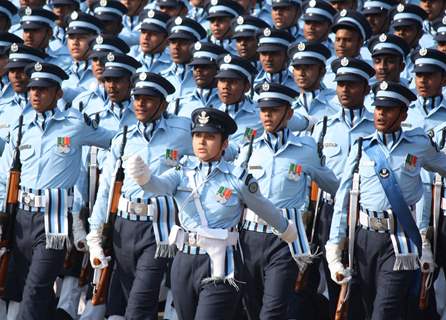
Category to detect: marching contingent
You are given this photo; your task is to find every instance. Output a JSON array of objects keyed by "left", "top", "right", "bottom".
[{"left": 1, "top": 0, "right": 446, "bottom": 319}]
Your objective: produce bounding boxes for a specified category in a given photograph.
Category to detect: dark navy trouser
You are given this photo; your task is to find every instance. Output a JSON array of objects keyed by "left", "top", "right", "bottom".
[
  {"left": 7, "top": 209, "right": 66, "bottom": 320},
  {"left": 355, "top": 227, "right": 414, "bottom": 320},
  {"left": 171, "top": 247, "right": 243, "bottom": 320},
  {"left": 108, "top": 216, "right": 168, "bottom": 319},
  {"left": 240, "top": 229, "right": 298, "bottom": 320}
]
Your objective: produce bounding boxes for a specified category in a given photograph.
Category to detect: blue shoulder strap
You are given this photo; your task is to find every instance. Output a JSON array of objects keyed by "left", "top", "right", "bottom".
[{"left": 362, "top": 139, "right": 422, "bottom": 255}]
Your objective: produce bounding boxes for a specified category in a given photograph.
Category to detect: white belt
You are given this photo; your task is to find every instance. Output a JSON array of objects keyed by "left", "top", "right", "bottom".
[
  {"left": 359, "top": 211, "right": 394, "bottom": 232},
  {"left": 117, "top": 196, "right": 154, "bottom": 217},
  {"left": 322, "top": 191, "right": 334, "bottom": 204},
  {"left": 18, "top": 190, "right": 73, "bottom": 208},
  {"left": 244, "top": 208, "right": 268, "bottom": 225},
  {"left": 441, "top": 197, "right": 446, "bottom": 210}
]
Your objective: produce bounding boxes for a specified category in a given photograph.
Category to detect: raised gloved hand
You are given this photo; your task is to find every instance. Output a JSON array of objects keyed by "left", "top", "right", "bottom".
[
  {"left": 420, "top": 230, "right": 436, "bottom": 273},
  {"left": 277, "top": 219, "right": 298, "bottom": 244},
  {"left": 86, "top": 227, "right": 108, "bottom": 269},
  {"left": 127, "top": 155, "right": 151, "bottom": 186},
  {"left": 325, "top": 242, "right": 351, "bottom": 285},
  {"left": 72, "top": 213, "right": 87, "bottom": 252}
]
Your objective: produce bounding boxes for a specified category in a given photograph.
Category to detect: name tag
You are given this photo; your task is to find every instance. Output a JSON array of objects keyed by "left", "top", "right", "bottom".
[
  {"left": 19, "top": 144, "right": 32, "bottom": 150},
  {"left": 177, "top": 186, "right": 192, "bottom": 192},
  {"left": 324, "top": 142, "right": 338, "bottom": 148},
  {"left": 0, "top": 123, "right": 9, "bottom": 129},
  {"left": 249, "top": 165, "right": 263, "bottom": 170}
]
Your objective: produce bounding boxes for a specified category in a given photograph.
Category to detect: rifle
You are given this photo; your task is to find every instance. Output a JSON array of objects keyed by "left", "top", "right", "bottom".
[
  {"left": 294, "top": 116, "right": 327, "bottom": 292},
  {"left": 335, "top": 137, "right": 362, "bottom": 320},
  {"left": 0, "top": 115, "right": 24, "bottom": 296},
  {"left": 419, "top": 173, "right": 442, "bottom": 310},
  {"left": 92, "top": 126, "right": 128, "bottom": 305},
  {"left": 78, "top": 146, "right": 100, "bottom": 287}
]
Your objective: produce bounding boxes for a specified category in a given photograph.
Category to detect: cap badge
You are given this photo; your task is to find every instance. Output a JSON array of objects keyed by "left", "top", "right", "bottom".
[
  {"left": 25, "top": 7, "right": 32, "bottom": 16},
  {"left": 379, "top": 81, "right": 388, "bottom": 90},
  {"left": 96, "top": 35, "right": 103, "bottom": 44},
  {"left": 263, "top": 28, "right": 271, "bottom": 37},
  {"left": 340, "top": 9, "right": 347, "bottom": 17},
  {"left": 419, "top": 48, "right": 427, "bottom": 56},
  {"left": 397, "top": 4, "right": 404, "bottom": 12},
  {"left": 100, "top": 0, "right": 107, "bottom": 6},
  {"left": 379, "top": 33, "right": 387, "bottom": 42},
  {"left": 211, "top": 0, "right": 218, "bottom": 5},
  {"left": 34, "top": 62, "right": 42, "bottom": 72},
  {"left": 262, "top": 82, "right": 270, "bottom": 91},
  {"left": 148, "top": 9, "right": 155, "bottom": 18},
  {"left": 175, "top": 16, "right": 182, "bottom": 25},
  {"left": 198, "top": 111, "right": 209, "bottom": 124},
  {"left": 237, "top": 16, "right": 244, "bottom": 25},
  {"left": 70, "top": 10, "right": 78, "bottom": 20},
  {"left": 443, "top": 16, "right": 446, "bottom": 25},
  {"left": 223, "top": 54, "right": 232, "bottom": 63},
  {"left": 309, "top": 0, "right": 316, "bottom": 7},
  {"left": 194, "top": 42, "right": 202, "bottom": 50},
  {"left": 10, "top": 43, "right": 18, "bottom": 53},
  {"left": 107, "top": 52, "right": 115, "bottom": 62},
  {"left": 297, "top": 42, "right": 305, "bottom": 51},
  {"left": 139, "top": 72, "right": 147, "bottom": 81},
  {"left": 340, "top": 57, "right": 349, "bottom": 67}
]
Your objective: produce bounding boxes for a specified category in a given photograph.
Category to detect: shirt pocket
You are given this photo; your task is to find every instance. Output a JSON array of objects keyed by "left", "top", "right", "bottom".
[
  {"left": 19, "top": 144, "right": 35, "bottom": 161},
  {"left": 323, "top": 143, "right": 341, "bottom": 159},
  {"left": 249, "top": 166, "right": 265, "bottom": 181},
  {"left": 359, "top": 161, "right": 376, "bottom": 178}
]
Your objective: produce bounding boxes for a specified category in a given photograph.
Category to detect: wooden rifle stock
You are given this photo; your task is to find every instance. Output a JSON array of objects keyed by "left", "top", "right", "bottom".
[
  {"left": 91, "top": 126, "right": 127, "bottom": 305},
  {"left": 335, "top": 274, "right": 349, "bottom": 320},
  {"left": 78, "top": 252, "right": 91, "bottom": 287},
  {"left": 0, "top": 116, "right": 23, "bottom": 297},
  {"left": 419, "top": 264, "right": 430, "bottom": 310}
]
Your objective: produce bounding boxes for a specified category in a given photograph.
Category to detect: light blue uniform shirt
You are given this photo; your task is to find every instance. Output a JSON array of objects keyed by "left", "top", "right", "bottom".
[
  {"left": 89, "top": 115, "right": 193, "bottom": 230},
  {"left": 328, "top": 128, "right": 446, "bottom": 244},
  {"left": 254, "top": 68, "right": 299, "bottom": 94},
  {"left": 139, "top": 156, "right": 289, "bottom": 232},
  {"left": 62, "top": 60, "right": 96, "bottom": 104},
  {"left": 71, "top": 82, "right": 108, "bottom": 114},
  {"left": 236, "top": 128, "right": 339, "bottom": 212},
  {"left": 119, "top": 15, "right": 141, "bottom": 47},
  {"left": 130, "top": 46, "right": 172, "bottom": 74},
  {"left": 0, "top": 92, "right": 28, "bottom": 154},
  {"left": 206, "top": 35, "right": 238, "bottom": 55},
  {"left": 312, "top": 107, "right": 375, "bottom": 179},
  {"left": 72, "top": 99, "right": 137, "bottom": 214},
  {"left": 216, "top": 98, "right": 263, "bottom": 146},
  {"left": 0, "top": 107, "right": 114, "bottom": 209},
  {"left": 161, "top": 63, "right": 195, "bottom": 102},
  {"left": 187, "top": 7, "right": 209, "bottom": 31},
  {"left": 169, "top": 87, "right": 221, "bottom": 118},
  {"left": 292, "top": 88, "right": 338, "bottom": 128}
]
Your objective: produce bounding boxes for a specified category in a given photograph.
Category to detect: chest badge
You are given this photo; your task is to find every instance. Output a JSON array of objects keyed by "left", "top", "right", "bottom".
[
  {"left": 165, "top": 149, "right": 179, "bottom": 166},
  {"left": 243, "top": 127, "right": 257, "bottom": 144},
  {"left": 405, "top": 154, "right": 417, "bottom": 171},
  {"left": 57, "top": 137, "right": 71, "bottom": 154},
  {"left": 216, "top": 186, "right": 233, "bottom": 204},
  {"left": 288, "top": 163, "right": 302, "bottom": 181}
]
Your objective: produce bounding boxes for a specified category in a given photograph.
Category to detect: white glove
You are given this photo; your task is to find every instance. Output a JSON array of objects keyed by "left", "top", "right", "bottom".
[
  {"left": 86, "top": 227, "right": 108, "bottom": 269},
  {"left": 325, "top": 242, "right": 351, "bottom": 285},
  {"left": 127, "top": 155, "right": 151, "bottom": 186},
  {"left": 72, "top": 213, "right": 87, "bottom": 252},
  {"left": 278, "top": 219, "right": 298, "bottom": 244},
  {"left": 420, "top": 230, "right": 436, "bottom": 273}
]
